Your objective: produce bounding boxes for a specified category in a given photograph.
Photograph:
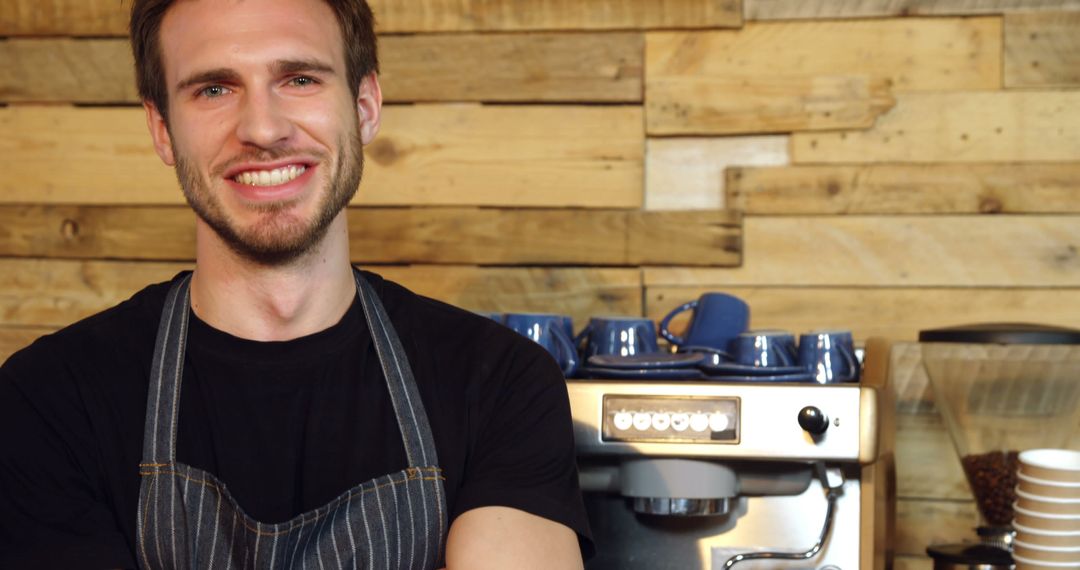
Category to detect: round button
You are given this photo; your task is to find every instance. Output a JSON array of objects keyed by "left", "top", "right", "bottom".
[
  {"left": 798, "top": 406, "right": 829, "bottom": 435},
  {"left": 689, "top": 413, "right": 709, "bottom": 432},
  {"left": 651, "top": 412, "right": 671, "bottom": 431},
  {"left": 709, "top": 412, "right": 730, "bottom": 432},
  {"left": 633, "top": 412, "right": 653, "bottom": 431},
  {"left": 671, "top": 413, "right": 690, "bottom": 432},
  {"left": 613, "top": 412, "right": 633, "bottom": 431}
]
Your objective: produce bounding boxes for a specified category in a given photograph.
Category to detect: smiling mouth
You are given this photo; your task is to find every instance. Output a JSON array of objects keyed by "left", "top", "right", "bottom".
[{"left": 232, "top": 165, "right": 307, "bottom": 186}]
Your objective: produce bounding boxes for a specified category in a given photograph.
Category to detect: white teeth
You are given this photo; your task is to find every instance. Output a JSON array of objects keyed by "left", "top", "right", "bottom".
[{"left": 233, "top": 165, "right": 306, "bottom": 187}]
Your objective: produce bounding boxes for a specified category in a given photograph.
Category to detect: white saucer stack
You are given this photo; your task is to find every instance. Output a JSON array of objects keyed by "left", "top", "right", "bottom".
[{"left": 1014, "top": 449, "right": 1080, "bottom": 569}]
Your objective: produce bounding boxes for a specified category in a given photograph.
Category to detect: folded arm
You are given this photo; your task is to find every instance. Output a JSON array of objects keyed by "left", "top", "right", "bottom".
[{"left": 443, "top": 506, "right": 583, "bottom": 570}]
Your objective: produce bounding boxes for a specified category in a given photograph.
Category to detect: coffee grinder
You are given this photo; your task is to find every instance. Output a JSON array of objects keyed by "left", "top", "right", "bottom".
[{"left": 919, "top": 324, "right": 1080, "bottom": 569}]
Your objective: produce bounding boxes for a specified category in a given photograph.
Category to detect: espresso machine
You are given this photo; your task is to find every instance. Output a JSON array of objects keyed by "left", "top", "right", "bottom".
[{"left": 569, "top": 339, "right": 894, "bottom": 569}]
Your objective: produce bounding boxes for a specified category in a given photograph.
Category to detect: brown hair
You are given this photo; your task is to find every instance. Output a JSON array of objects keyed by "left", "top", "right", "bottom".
[{"left": 129, "top": 0, "right": 379, "bottom": 123}]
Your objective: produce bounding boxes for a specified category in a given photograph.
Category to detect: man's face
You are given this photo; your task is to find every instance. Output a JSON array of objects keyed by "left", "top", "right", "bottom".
[{"left": 146, "top": 0, "right": 381, "bottom": 265}]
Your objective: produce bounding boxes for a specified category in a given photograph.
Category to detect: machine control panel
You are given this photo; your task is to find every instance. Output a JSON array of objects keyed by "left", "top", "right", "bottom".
[{"left": 602, "top": 395, "right": 739, "bottom": 443}]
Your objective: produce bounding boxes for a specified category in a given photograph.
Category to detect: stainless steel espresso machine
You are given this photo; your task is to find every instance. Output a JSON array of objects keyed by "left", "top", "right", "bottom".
[{"left": 569, "top": 340, "right": 894, "bottom": 570}]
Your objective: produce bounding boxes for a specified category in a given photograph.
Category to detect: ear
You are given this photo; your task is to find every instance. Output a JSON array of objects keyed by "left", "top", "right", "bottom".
[
  {"left": 355, "top": 73, "right": 383, "bottom": 145},
  {"left": 143, "top": 101, "right": 176, "bottom": 166}
]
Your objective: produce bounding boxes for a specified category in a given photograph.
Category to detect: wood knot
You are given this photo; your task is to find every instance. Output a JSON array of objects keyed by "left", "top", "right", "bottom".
[
  {"left": 367, "top": 139, "right": 400, "bottom": 166},
  {"left": 978, "top": 196, "right": 1003, "bottom": 214},
  {"left": 825, "top": 181, "right": 842, "bottom": 196},
  {"left": 61, "top": 219, "right": 80, "bottom": 240}
]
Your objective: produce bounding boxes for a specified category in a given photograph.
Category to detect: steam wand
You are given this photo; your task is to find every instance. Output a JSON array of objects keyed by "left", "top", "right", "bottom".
[{"left": 722, "top": 462, "right": 845, "bottom": 569}]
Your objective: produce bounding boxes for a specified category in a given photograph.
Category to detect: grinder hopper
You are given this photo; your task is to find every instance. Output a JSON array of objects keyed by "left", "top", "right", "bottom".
[{"left": 920, "top": 324, "right": 1080, "bottom": 569}]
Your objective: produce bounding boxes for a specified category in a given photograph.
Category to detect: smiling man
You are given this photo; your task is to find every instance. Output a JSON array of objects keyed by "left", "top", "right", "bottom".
[{"left": 0, "top": 0, "right": 590, "bottom": 568}]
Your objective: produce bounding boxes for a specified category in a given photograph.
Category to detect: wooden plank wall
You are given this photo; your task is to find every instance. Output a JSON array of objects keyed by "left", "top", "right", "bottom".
[{"left": 3, "top": 1, "right": 1080, "bottom": 568}]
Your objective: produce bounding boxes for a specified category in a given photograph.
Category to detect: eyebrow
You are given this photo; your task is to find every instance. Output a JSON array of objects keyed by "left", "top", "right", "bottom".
[{"left": 174, "top": 59, "right": 336, "bottom": 92}]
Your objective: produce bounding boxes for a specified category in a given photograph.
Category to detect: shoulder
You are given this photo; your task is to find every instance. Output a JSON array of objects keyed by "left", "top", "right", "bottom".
[
  {"left": 1, "top": 275, "right": 178, "bottom": 399},
  {"left": 363, "top": 269, "right": 555, "bottom": 374}
]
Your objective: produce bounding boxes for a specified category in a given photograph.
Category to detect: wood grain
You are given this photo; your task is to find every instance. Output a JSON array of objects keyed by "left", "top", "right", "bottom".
[
  {"left": 0, "top": 206, "right": 740, "bottom": 266},
  {"left": 370, "top": 0, "right": 742, "bottom": 32},
  {"left": 0, "top": 105, "right": 643, "bottom": 208},
  {"left": 0, "top": 34, "right": 643, "bottom": 104},
  {"left": 895, "top": 556, "right": 933, "bottom": 570},
  {"left": 745, "top": 0, "right": 1080, "bottom": 20},
  {"left": 726, "top": 163, "right": 1080, "bottom": 214},
  {"left": 647, "top": 68, "right": 895, "bottom": 136},
  {"left": 645, "top": 18, "right": 1001, "bottom": 135},
  {"left": 1004, "top": 12, "right": 1080, "bottom": 88},
  {"left": 896, "top": 413, "right": 969, "bottom": 500},
  {"left": 646, "top": 136, "right": 789, "bottom": 211},
  {"left": 895, "top": 498, "right": 977, "bottom": 555},
  {"left": 0, "top": 0, "right": 740, "bottom": 35},
  {"left": 0, "top": 259, "right": 642, "bottom": 328},
  {"left": 0, "top": 39, "right": 137, "bottom": 103},
  {"left": 644, "top": 286, "right": 1080, "bottom": 342},
  {"left": 380, "top": 33, "right": 644, "bottom": 103},
  {"left": 0, "top": 0, "right": 128, "bottom": 36},
  {"left": 643, "top": 216, "right": 1080, "bottom": 287},
  {"left": 792, "top": 92, "right": 1080, "bottom": 164}
]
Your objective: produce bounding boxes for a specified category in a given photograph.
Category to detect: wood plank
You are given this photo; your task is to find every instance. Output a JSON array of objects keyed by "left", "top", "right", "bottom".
[
  {"left": 375, "top": 266, "right": 643, "bottom": 326},
  {"left": 1004, "top": 12, "right": 1080, "bottom": 88},
  {"left": 726, "top": 163, "right": 1080, "bottom": 214},
  {"left": 364, "top": 104, "right": 643, "bottom": 207},
  {"left": 0, "top": 34, "right": 643, "bottom": 104},
  {"left": 646, "top": 136, "right": 789, "bottom": 211},
  {"left": 896, "top": 498, "right": 977, "bottom": 556},
  {"left": 380, "top": 33, "right": 644, "bottom": 103},
  {"left": 643, "top": 287, "right": 1080, "bottom": 343},
  {"left": 792, "top": 92, "right": 1080, "bottom": 164},
  {"left": 0, "top": 105, "right": 643, "bottom": 208},
  {"left": 647, "top": 68, "right": 895, "bottom": 136},
  {"left": 0, "top": 0, "right": 740, "bottom": 35},
  {"left": 0, "top": 0, "right": 127, "bottom": 36},
  {"left": 0, "top": 39, "right": 137, "bottom": 103},
  {"left": 894, "top": 556, "right": 933, "bottom": 570},
  {"left": 0, "top": 206, "right": 740, "bottom": 266},
  {"left": 0, "top": 326, "right": 55, "bottom": 364},
  {"left": 0, "top": 259, "right": 642, "bottom": 328},
  {"left": 645, "top": 18, "right": 1001, "bottom": 135},
  {"left": 370, "top": 0, "right": 742, "bottom": 32},
  {"left": 896, "top": 413, "right": 969, "bottom": 500},
  {"left": 643, "top": 217, "right": 1080, "bottom": 287},
  {"left": 745, "top": 0, "right": 1080, "bottom": 20}
]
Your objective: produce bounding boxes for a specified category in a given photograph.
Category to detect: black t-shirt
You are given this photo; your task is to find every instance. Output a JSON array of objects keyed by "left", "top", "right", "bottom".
[{"left": 0, "top": 270, "right": 592, "bottom": 569}]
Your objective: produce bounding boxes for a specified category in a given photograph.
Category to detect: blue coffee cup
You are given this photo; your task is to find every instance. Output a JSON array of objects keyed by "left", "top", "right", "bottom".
[
  {"left": 503, "top": 313, "right": 578, "bottom": 378},
  {"left": 576, "top": 317, "right": 660, "bottom": 359},
  {"left": 659, "top": 293, "right": 749, "bottom": 353},
  {"left": 797, "top": 330, "right": 859, "bottom": 384},
  {"left": 730, "top": 330, "right": 797, "bottom": 368}
]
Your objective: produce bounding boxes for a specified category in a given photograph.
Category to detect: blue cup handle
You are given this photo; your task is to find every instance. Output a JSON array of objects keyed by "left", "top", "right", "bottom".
[
  {"left": 659, "top": 300, "right": 697, "bottom": 346},
  {"left": 775, "top": 343, "right": 797, "bottom": 367},
  {"left": 549, "top": 324, "right": 579, "bottom": 378},
  {"left": 573, "top": 322, "right": 591, "bottom": 350},
  {"left": 839, "top": 343, "right": 859, "bottom": 382}
]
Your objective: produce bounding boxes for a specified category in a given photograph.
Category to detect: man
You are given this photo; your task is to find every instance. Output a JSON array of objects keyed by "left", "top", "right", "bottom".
[{"left": 0, "top": 0, "right": 591, "bottom": 567}]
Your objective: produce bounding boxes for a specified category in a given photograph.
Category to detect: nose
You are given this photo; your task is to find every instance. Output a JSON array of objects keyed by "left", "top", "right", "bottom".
[{"left": 234, "top": 88, "right": 294, "bottom": 148}]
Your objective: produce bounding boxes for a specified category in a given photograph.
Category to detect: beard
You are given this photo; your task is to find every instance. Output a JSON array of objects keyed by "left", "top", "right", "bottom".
[{"left": 174, "top": 130, "right": 363, "bottom": 266}]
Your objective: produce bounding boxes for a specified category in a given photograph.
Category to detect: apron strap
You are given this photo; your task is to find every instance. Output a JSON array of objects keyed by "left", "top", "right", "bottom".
[
  {"left": 353, "top": 269, "right": 439, "bottom": 468},
  {"left": 140, "top": 272, "right": 192, "bottom": 465}
]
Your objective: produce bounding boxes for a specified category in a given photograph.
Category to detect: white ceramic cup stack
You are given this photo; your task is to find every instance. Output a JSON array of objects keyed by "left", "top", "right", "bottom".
[{"left": 1014, "top": 449, "right": 1080, "bottom": 569}]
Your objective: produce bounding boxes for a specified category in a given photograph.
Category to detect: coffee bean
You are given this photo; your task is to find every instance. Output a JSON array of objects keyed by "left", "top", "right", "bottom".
[{"left": 961, "top": 451, "right": 1019, "bottom": 526}]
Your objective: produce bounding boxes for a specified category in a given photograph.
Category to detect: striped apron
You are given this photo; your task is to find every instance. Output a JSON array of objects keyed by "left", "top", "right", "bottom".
[{"left": 136, "top": 271, "right": 447, "bottom": 569}]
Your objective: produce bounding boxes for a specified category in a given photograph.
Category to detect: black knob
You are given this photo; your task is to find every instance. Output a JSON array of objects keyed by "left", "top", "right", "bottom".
[{"left": 798, "top": 406, "right": 829, "bottom": 435}]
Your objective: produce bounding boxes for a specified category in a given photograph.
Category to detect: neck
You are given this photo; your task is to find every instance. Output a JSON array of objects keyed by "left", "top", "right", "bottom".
[{"left": 189, "top": 213, "right": 356, "bottom": 341}]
